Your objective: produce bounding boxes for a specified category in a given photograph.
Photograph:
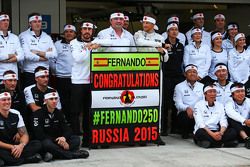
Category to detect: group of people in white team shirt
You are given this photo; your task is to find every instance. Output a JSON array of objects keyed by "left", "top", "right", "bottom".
[{"left": 0, "top": 9, "right": 250, "bottom": 166}]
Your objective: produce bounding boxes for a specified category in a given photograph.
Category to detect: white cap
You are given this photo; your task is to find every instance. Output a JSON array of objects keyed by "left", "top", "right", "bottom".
[
  {"left": 64, "top": 24, "right": 76, "bottom": 32},
  {"left": 81, "top": 22, "right": 97, "bottom": 29},
  {"left": 3, "top": 74, "right": 17, "bottom": 80},
  {"left": 29, "top": 15, "right": 42, "bottom": 22},
  {"left": 142, "top": 16, "right": 158, "bottom": 30},
  {"left": 167, "top": 23, "right": 178, "bottom": 31},
  {"left": 227, "top": 24, "right": 238, "bottom": 30},
  {"left": 192, "top": 13, "right": 204, "bottom": 20},
  {"left": 110, "top": 12, "right": 124, "bottom": 19},
  {"left": 0, "top": 14, "right": 9, "bottom": 21},
  {"left": 214, "top": 14, "right": 225, "bottom": 20},
  {"left": 0, "top": 92, "right": 11, "bottom": 99},
  {"left": 212, "top": 32, "right": 222, "bottom": 41},
  {"left": 184, "top": 64, "right": 198, "bottom": 72},
  {"left": 234, "top": 33, "right": 245, "bottom": 42},
  {"left": 124, "top": 16, "right": 129, "bottom": 21},
  {"left": 35, "top": 70, "right": 49, "bottom": 78},
  {"left": 44, "top": 92, "right": 58, "bottom": 100},
  {"left": 167, "top": 16, "right": 179, "bottom": 23},
  {"left": 191, "top": 28, "right": 202, "bottom": 36},
  {"left": 204, "top": 85, "right": 216, "bottom": 93}
]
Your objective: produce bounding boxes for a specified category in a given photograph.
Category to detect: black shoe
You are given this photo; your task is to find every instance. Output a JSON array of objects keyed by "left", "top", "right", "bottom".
[
  {"left": 24, "top": 153, "right": 42, "bottom": 164},
  {"left": 72, "top": 150, "right": 89, "bottom": 159},
  {"left": 43, "top": 152, "right": 53, "bottom": 162},
  {"left": 139, "top": 143, "right": 147, "bottom": 146},
  {"left": 223, "top": 140, "right": 238, "bottom": 148},
  {"left": 100, "top": 145, "right": 110, "bottom": 149},
  {"left": 155, "top": 137, "right": 166, "bottom": 145},
  {"left": 197, "top": 141, "right": 211, "bottom": 148},
  {"left": 0, "top": 159, "right": 4, "bottom": 167},
  {"left": 245, "top": 137, "right": 250, "bottom": 149}
]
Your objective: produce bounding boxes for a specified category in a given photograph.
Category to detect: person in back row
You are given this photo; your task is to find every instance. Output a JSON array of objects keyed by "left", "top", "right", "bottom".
[{"left": 19, "top": 12, "right": 57, "bottom": 88}]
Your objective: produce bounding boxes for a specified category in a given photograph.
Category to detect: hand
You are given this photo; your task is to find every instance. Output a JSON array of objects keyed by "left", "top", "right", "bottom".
[
  {"left": 46, "top": 48, "right": 52, "bottom": 52},
  {"left": 244, "top": 119, "right": 250, "bottom": 127},
  {"left": 31, "top": 49, "right": 39, "bottom": 55},
  {"left": 186, "top": 107, "right": 193, "bottom": 119},
  {"left": 163, "top": 44, "right": 171, "bottom": 49},
  {"left": 8, "top": 54, "right": 16, "bottom": 59},
  {"left": 11, "top": 144, "right": 24, "bottom": 158},
  {"left": 211, "top": 132, "right": 222, "bottom": 141},
  {"left": 85, "top": 43, "right": 100, "bottom": 50},
  {"left": 13, "top": 133, "right": 21, "bottom": 143},
  {"left": 156, "top": 47, "right": 165, "bottom": 54},
  {"left": 55, "top": 137, "right": 69, "bottom": 150},
  {"left": 39, "top": 57, "right": 48, "bottom": 61}
]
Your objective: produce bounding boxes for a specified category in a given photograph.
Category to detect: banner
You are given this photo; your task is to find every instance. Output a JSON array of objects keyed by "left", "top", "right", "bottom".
[{"left": 90, "top": 52, "right": 160, "bottom": 145}]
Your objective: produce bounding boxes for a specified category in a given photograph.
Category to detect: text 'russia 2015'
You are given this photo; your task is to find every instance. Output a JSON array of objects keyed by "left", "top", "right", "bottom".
[{"left": 90, "top": 52, "right": 160, "bottom": 146}]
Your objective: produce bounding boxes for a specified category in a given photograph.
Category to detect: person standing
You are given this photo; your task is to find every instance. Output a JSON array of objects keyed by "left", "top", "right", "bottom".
[
  {"left": 19, "top": 13, "right": 57, "bottom": 88},
  {"left": 0, "top": 12, "right": 24, "bottom": 81}
]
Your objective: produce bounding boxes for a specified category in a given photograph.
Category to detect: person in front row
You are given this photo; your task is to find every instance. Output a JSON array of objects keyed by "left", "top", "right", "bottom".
[
  {"left": 31, "top": 90, "right": 89, "bottom": 161},
  {"left": 193, "top": 83, "right": 238, "bottom": 148},
  {"left": 0, "top": 91, "right": 42, "bottom": 166},
  {"left": 225, "top": 83, "right": 250, "bottom": 149}
]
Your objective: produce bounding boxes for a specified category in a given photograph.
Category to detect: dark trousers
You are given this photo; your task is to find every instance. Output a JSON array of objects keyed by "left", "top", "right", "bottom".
[
  {"left": 177, "top": 111, "right": 195, "bottom": 136},
  {"left": 56, "top": 77, "right": 72, "bottom": 123},
  {"left": 228, "top": 118, "right": 250, "bottom": 140},
  {"left": 194, "top": 128, "right": 237, "bottom": 147},
  {"left": 0, "top": 140, "right": 41, "bottom": 166},
  {"left": 162, "top": 75, "right": 184, "bottom": 133},
  {"left": 22, "top": 72, "right": 35, "bottom": 89},
  {"left": 70, "top": 84, "right": 91, "bottom": 143},
  {"left": 41, "top": 135, "right": 80, "bottom": 159}
]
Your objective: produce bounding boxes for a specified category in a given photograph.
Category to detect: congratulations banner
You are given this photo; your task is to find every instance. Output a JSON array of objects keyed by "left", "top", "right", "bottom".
[{"left": 90, "top": 52, "right": 160, "bottom": 146}]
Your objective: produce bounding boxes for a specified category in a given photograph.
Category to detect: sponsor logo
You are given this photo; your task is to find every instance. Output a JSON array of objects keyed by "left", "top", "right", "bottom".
[{"left": 120, "top": 90, "right": 135, "bottom": 106}]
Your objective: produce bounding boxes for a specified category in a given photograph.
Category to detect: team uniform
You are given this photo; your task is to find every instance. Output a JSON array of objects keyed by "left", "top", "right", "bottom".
[
  {"left": 186, "top": 27, "right": 211, "bottom": 47},
  {"left": 0, "top": 31, "right": 24, "bottom": 80},
  {"left": 214, "top": 81, "right": 233, "bottom": 105},
  {"left": 94, "top": 26, "right": 136, "bottom": 52},
  {"left": 174, "top": 80, "right": 204, "bottom": 136},
  {"left": 31, "top": 107, "right": 81, "bottom": 159},
  {"left": 193, "top": 100, "right": 237, "bottom": 147},
  {"left": 70, "top": 36, "right": 92, "bottom": 145},
  {"left": 0, "top": 109, "right": 41, "bottom": 166},
  {"left": 225, "top": 98, "right": 250, "bottom": 139},
  {"left": 51, "top": 39, "right": 73, "bottom": 122},
  {"left": 19, "top": 28, "right": 57, "bottom": 87},
  {"left": 228, "top": 48, "right": 250, "bottom": 84},
  {"left": 222, "top": 39, "right": 234, "bottom": 54},
  {"left": 208, "top": 49, "right": 228, "bottom": 81},
  {"left": 183, "top": 42, "right": 211, "bottom": 80}
]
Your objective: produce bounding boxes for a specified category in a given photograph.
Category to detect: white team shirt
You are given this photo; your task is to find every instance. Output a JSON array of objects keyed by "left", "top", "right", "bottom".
[
  {"left": 0, "top": 31, "right": 24, "bottom": 79},
  {"left": 214, "top": 81, "right": 233, "bottom": 105},
  {"left": 228, "top": 49, "right": 250, "bottom": 84},
  {"left": 225, "top": 98, "right": 250, "bottom": 125},
  {"left": 208, "top": 49, "right": 228, "bottom": 80},
  {"left": 193, "top": 100, "right": 228, "bottom": 133},
  {"left": 19, "top": 28, "right": 57, "bottom": 73},
  {"left": 51, "top": 39, "right": 73, "bottom": 78},
  {"left": 222, "top": 39, "right": 234, "bottom": 54},
  {"left": 94, "top": 26, "right": 136, "bottom": 52},
  {"left": 173, "top": 80, "right": 204, "bottom": 114},
  {"left": 183, "top": 42, "right": 211, "bottom": 78}
]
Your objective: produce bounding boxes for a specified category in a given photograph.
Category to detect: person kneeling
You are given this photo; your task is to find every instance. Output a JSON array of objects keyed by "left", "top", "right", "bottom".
[
  {"left": 31, "top": 90, "right": 89, "bottom": 161},
  {"left": 193, "top": 83, "right": 238, "bottom": 148}
]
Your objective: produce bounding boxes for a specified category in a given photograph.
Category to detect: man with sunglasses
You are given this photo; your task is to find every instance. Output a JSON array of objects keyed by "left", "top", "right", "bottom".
[{"left": 31, "top": 90, "right": 89, "bottom": 161}]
